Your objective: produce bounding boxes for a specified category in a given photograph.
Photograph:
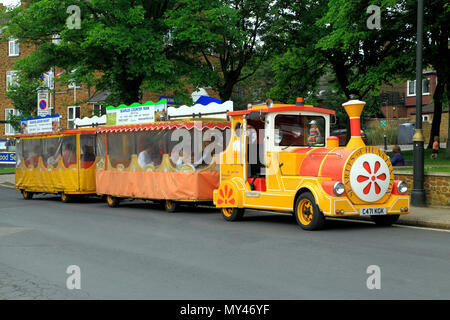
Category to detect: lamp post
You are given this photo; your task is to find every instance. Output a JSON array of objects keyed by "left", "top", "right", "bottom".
[{"left": 411, "top": 0, "right": 426, "bottom": 206}]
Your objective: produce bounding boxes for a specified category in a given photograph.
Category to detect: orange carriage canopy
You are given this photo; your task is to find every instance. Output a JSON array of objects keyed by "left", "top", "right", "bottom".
[{"left": 95, "top": 120, "right": 231, "bottom": 201}]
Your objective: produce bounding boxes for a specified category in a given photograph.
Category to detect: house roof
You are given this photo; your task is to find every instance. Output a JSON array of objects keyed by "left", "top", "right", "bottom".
[{"left": 88, "top": 90, "right": 110, "bottom": 103}]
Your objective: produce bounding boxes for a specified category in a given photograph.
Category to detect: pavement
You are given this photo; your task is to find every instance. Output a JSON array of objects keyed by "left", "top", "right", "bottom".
[{"left": 1, "top": 173, "right": 449, "bottom": 231}]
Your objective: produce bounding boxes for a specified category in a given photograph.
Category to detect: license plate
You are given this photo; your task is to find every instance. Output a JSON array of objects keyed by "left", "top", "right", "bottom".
[{"left": 360, "top": 207, "right": 387, "bottom": 216}]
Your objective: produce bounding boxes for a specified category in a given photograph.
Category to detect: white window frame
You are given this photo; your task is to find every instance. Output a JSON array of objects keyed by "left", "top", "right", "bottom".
[
  {"left": 406, "top": 78, "right": 431, "bottom": 97},
  {"left": 67, "top": 106, "right": 81, "bottom": 129},
  {"left": 4, "top": 109, "right": 21, "bottom": 136},
  {"left": 6, "top": 70, "right": 20, "bottom": 91},
  {"left": 8, "top": 37, "right": 20, "bottom": 57}
]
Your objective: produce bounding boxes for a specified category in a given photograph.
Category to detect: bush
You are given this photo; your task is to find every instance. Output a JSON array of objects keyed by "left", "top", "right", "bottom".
[{"left": 365, "top": 125, "right": 398, "bottom": 145}]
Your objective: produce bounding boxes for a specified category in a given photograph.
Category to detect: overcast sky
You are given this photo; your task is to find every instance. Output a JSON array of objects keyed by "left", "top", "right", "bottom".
[{"left": 0, "top": 0, "right": 20, "bottom": 6}]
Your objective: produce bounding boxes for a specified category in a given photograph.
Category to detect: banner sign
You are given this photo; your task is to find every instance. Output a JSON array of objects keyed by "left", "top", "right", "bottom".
[
  {"left": 21, "top": 114, "right": 60, "bottom": 134},
  {"left": 106, "top": 100, "right": 167, "bottom": 126},
  {"left": 0, "top": 152, "right": 16, "bottom": 164}
]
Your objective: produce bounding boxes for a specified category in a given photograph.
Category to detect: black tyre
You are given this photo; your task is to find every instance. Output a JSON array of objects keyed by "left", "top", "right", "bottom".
[
  {"left": 221, "top": 207, "right": 245, "bottom": 221},
  {"left": 106, "top": 195, "right": 120, "bottom": 208},
  {"left": 165, "top": 200, "right": 178, "bottom": 212},
  {"left": 22, "top": 190, "right": 34, "bottom": 200},
  {"left": 371, "top": 214, "right": 400, "bottom": 226},
  {"left": 294, "top": 192, "right": 325, "bottom": 230}
]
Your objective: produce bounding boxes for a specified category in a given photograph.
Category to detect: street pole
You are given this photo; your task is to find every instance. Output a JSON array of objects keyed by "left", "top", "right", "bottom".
[{"left": 411, "top": 0, "right": 426, "bottom": 206}]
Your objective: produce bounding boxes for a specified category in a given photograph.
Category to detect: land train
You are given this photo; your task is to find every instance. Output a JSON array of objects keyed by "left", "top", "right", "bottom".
[{"left": 15, "top": 99, "right": 410, "bottom": 230}]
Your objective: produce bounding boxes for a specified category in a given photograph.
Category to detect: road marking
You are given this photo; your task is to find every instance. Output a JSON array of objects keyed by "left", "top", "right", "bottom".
[{"left": 0, "top": 227, "right": 31, "bottom": 237}]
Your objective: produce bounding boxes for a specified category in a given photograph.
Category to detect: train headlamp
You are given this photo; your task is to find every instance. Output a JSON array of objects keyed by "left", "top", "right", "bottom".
[
  {"left": 333, "top": 182, "right": 345, "bottom": 196},
  {"left": 397, "top": 181, "right": 408, "bottom": 194}
]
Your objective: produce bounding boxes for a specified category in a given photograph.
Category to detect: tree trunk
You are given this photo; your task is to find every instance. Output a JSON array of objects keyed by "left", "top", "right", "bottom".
[{"left": 427, "top": 74, "right": 444, "bottom": 149}]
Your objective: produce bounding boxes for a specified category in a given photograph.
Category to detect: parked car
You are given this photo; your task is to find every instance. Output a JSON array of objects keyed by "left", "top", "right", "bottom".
[{"left": 331, "top": 128, "right": 369, "bottom": 146}]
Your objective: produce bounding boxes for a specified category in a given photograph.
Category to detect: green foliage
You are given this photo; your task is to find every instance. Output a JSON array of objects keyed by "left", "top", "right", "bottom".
[
  {"left": 5, "top": 75, "right": 42, "bottom": 131},
  {"left": 365, "top": 124, "right": 397, "bottom": 146},
  {"left": 2, "top": 0, "right": 181, "bottom": 106},
  {"left": 166, "top": 0, "right": 276, "bottom": 101}
]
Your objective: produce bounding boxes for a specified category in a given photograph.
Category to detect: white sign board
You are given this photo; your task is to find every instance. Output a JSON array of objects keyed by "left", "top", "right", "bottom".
[
  {"left": 37, "top": 89, "right": 50, "bottom": 117},
  {"left": 21, "top": 115, "right": 60, "bottom": 134}
]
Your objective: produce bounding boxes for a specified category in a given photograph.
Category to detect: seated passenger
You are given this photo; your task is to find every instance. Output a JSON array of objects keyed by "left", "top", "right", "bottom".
[
  {"left": 138, "top": 144, "right": 154, "bottom": 168},
  {"left": 81, "top": 145, "right": 95, "bottom": 162},
  {"left": 30, "top": 146, "right": 41, "bottom": 167},
  {"left": 62, "top": 143, "right": 76, "bottom": 167},
  {"left": 171, "top": 149, "right": 190, "bottom": 169},
  {"left": 47, "top": 147, "right": 60, "bottom": 167}
]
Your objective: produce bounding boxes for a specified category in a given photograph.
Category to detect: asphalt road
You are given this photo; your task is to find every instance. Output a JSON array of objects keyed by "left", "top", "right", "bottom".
[{"left": 0, "top": 186, "right": 449, "bottom": 300}]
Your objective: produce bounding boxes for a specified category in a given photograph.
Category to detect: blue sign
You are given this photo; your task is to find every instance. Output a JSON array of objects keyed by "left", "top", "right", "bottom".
[
  {"left": 39, "top": 100, "right": 47, "bottom": 110},
  {"left": 0, "top": 152, "right": 16, "bottom": 164}
]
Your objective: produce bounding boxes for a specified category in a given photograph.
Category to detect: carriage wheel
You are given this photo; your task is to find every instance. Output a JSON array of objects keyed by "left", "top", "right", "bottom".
[
  {"left": 106, "top": 195, "right": 120, "bottom": 208},
  {"left": 22, "top": 190, "right": 33, "bottom": 200},
  {"left": 165, "top": 200, "right": 178, "bottom": 212},
  {"left": 294, "top": 192, "right": 325, "bottom": 230},
  {"left": 61, "top": 192, "right": 72, "bottom": 203}
]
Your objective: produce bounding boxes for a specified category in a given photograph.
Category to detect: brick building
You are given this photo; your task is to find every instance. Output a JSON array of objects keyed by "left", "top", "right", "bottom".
[{"left": 0, "top": 31, "right": 220, "bottom": 140}]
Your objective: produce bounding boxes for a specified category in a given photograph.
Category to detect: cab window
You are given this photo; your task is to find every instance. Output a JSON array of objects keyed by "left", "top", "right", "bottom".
[{"left": 274, "top": 115, "right": 325, "bottom": 147}]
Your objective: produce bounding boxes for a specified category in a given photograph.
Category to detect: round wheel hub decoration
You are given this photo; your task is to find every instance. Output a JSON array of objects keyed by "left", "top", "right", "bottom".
[{"left": 343, "top": 147, "right": 394, "bottom": 203}]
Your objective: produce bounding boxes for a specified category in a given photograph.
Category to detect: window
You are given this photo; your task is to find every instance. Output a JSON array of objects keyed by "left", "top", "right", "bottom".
[
  {"left": 422, "top": 115, "right": 430, "bottom": 122},
  {"left": 4, "top": 109, "right": 20, "bottom": 135},
  {"left": 8, "top": 37, "right": 19, "bottom": 57},
  {"left": 6, "top": 71, "right": 20, "bottom": 90},
  {"left": 93, "top": 104, "right": 106, "bottom": 116},
  {"left": 407, "top": 78, "right": 431, "bottom": 96},
  {"left": 274, "top": 115, "right": 326, "bottom": 148},
  {"left": 67, "top": 106, "right": 80, "bottom": 129}
]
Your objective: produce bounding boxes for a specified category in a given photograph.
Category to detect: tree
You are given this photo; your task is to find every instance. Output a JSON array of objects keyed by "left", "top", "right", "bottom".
[
  {"left": 2, "top": 0, "right": 181, "bottom": 106},
  {"left": 4, "top": 75, "right": 41, "bottom": 131},
  {"left": 420, "top": 0, "right": 450, "bottom": 150},
  {"left": 166, "top": 0, "right": 276, "bottom": 101},
  {"left": 269, "top": 0, "right": 416, "bottom": 116}
]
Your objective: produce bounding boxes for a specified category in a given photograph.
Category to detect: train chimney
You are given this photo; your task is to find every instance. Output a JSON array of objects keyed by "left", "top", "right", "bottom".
[{"left": 342, "top": 100, "right": 366, "bottom": 148}]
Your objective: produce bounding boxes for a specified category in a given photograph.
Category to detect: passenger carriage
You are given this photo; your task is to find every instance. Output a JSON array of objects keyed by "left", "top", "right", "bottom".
[
  {"left": 15, "top": 128, "right": 97, "bottom": 201},
  {"left": 95, "top": 119, "right": 230, "bottom": 211}
]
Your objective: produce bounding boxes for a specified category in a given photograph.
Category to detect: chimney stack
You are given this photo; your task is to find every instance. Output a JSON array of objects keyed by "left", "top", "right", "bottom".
[{"left": 342, "top": 100, "right": 366, "bottom": 148}]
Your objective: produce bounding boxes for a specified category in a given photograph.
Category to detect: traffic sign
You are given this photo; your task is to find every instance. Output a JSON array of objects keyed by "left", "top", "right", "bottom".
[{"left": 37, "top": 89, "right": 50, "bottom": 116}]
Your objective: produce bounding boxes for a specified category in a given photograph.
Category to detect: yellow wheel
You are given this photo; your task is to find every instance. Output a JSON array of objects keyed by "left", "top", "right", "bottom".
[
  {"left": 106, "top": 195, "right": 120, "bottom": 208},
  {"left": 221, "top": 207, "right": 244, "bottom": 221},
  {"left": 61, "top": 192, "right": 72, "bottom": 203},
  {"left": 294, "top": 192, "right": 325, "bottom": 230},
  {"left": 165, "top": 200, "right": 178, "bottom": 212},
  {"left": 22, "top": 190, "right": 33, "bottom": 200}
]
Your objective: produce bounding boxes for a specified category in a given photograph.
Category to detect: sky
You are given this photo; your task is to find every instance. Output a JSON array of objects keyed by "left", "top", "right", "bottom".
[{"left": 0, "top": 0, "right": 20, "bottom": 6}]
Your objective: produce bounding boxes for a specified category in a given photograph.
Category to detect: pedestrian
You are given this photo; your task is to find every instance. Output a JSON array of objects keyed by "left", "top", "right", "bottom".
[
  {"left": 390, "top": 145, "right": 405, "bottom": 166},
  {"left": 431, "top": 136, "right": 439, "bottom": 159}
]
